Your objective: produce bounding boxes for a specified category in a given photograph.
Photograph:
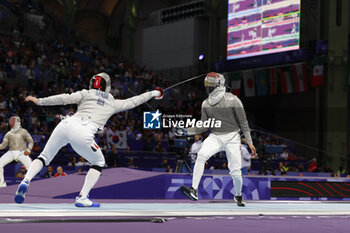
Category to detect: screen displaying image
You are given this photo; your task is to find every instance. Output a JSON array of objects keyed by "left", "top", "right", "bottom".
[{"left": 227, "top": 0, "right": 301, "bottom": 60}]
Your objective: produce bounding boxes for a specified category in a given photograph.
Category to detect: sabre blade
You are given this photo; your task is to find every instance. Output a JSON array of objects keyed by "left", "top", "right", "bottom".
[{"left": 163, "top": 73, "right": 206, "bottom": 92}]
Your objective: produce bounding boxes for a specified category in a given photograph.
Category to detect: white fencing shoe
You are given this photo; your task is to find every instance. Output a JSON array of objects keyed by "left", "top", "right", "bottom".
[{"left": 75, "top": 196, "right": 100, "bottom": 207}]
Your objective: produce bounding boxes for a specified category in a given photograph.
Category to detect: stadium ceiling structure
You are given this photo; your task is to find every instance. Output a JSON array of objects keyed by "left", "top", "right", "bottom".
[{"left": 76, "top": 0, "right": 120, "bottom": 17}]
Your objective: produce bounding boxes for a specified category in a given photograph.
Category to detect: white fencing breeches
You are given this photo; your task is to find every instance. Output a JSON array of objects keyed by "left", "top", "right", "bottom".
[
  {"left": 192, "top": 131, "right": 243, "bottom": 195},
  {"left": 38, "top": 116, "right": 105, "bottom": 167},
  {"left": 0, "top": 150, "right": 32, "bottom": 182}
]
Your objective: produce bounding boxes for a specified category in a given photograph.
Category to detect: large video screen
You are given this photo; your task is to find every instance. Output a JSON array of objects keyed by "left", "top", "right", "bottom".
[{"left": 227, "top": 0, "right": 301, "bottom": 60}]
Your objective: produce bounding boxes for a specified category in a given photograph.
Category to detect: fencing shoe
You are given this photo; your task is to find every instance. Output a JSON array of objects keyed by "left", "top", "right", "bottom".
[
  {"left": 180, "top": 185, "right": 198, "bottom": 201},
  {"left": 14, "top": 180, "right": 29, "bottom": 204},
  {"left": 75, "top": 196, "right": 100, "bottom": 207},
  {"left": 234, "top": 195, "right": 246, "bottom": 207}
]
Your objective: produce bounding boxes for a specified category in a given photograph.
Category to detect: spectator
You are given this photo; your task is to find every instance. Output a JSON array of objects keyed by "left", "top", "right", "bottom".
[
  {"left": 16, "top": 165, "right": 27, "bottom": 178},
  {"left": 155, "top": 141, "right": 165, "bottom": 153},
  {"left": 297, "top": 164, "right": 305, "bottom": 172},
  {"left": 220, "top": 162, "right": 227, "bottom": 170},
  {"left": 107, "top": 144, "right": 118, "bottom": 167},
  {"left": 287, "top": 152, "right": 297, "bottom": 161},
  {"left": 280, "top": 148, "right": 289, "bottom": 160},
  {"left": 44, "top": 166, "right": 55, "bottom": 178},
  {"left": 54, "top": 166, "right": 67, "bottom": 177},
  {"left": 308, "top": 158, "right": 318, "bottom": 172},
  {"left": 16, "top": 171, "right": 24, "bottom": 178},
  {"left": 337, "top": 166, "right": 346, "bottom": 177},
  {"left": 166, "top": 165, "right": 172, "bottom": 173},
  {"left": 128, "top": 158, "right": 137, "bottom": 168},
  {"left": 279, "top": 162, "right": 288, "bottom": 173},
  {"left": 38, "top": 136, "right": 46, "bottom": 149},
  {"left": 189, "top": 134, "right": 202, "bottom": 171},
  {"left": 241, "top": 138, "right": 252, "bottom": 175},
  {"left": 32, "top": 141, "right": 41, "bottom": 152},
  {"left": 76, "top": 168, "right": 84, "bottom": 174},
  {"left": 75, "top": 157, "right": 89, "bottom": 167},
  {"left": 68, "top": 157, "right": 77, "bottom": 167},
  {"left": 160, "top": 157, "right": 169, "bottom": 168}
]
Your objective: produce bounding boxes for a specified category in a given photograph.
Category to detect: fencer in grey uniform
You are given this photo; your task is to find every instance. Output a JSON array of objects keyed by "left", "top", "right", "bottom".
[
  {"left": 15, "top": 72, "right": 163, "bottom": 207},
  {"left": 0, "top": 116, "right": 33, "bottom": 188},
  {"left": 177, "top": 72, "right": 256, "bottom": 206}
]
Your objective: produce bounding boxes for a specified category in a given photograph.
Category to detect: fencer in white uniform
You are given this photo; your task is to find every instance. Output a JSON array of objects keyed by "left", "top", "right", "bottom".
[
  {"left": 177, "top": 72, "right": 256, "bottom": 207},
  {"left": 14, "top": 72, "right": 163, "bottom": 207},
  {"left": 0, "top": 116, "right": 33, "bottom": 188}
]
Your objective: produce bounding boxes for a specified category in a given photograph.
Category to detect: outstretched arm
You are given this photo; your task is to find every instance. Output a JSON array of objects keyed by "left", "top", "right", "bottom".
[
  {"left": 114, "top": 89, "right": 162, "bottom": 112},
  {"left": 25, "top": 91, "right": 85, "bottom": 106},
  {"left": 0, "top": 133, "right": 9, "bottom": 150}
]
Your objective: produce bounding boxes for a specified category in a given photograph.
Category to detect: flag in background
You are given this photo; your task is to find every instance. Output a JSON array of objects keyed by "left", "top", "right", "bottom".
[
  {"left": 269, "top": 68, "right": 278, "bottom": 95},
  {"left": 278, "top": 67, "right": 294, "bottom": 94},
  {"left": 292, "top": 63, "right": 308, "bottom": 92},
  {"left": 311, "top": 56, "right": 324, "bottom": 88},
  {"left": 107, "top": 130, "right": 127, "bottom": 149},
  {"left": 243, "top": 70, "right": 255, "bottom": 97},
  {"left": 255, "top": 69, "right": 268, "bottom": 96},
  {"left": 229, "top": 72, "right": 242, "bottom": 96}
]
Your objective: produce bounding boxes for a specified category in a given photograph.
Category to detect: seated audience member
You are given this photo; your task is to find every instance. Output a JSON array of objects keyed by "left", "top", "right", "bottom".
[
  {"left": 155, "top": 141, "right": 165, "bottom": 153},
  {"left": 279, "top": 162, "right": 287, "bottom": 172},
  {"left": 38, "top": 136, "right": 46, "bottom": 149},
  {"left": 297, "top": 164, "right": 305, "bottom": 172},
  {"left": 32, "top": 141, "right": 41, "bottom": 152},
  {"left": 19, "top": 165, "right": 27, "bottom": 176},
  {"left": 54, "top": 166, "right": 67, "bottom": 177},
  {"left": 241, "top": 138, "right": 252, "bottom": 175},
  {"left": 16, "top": 171, "right": 24, "bottom": 178},
  {"left": 107, "top": 145, "right": 118, "bottom": 167},
  {"left": 308, "top": 158, "right": 318, "bottom": 172},
  {"left": 128, "top": 158, "right": 137, "bottom": 168},
  {"left": 68, "top": 157, "right": 77, "bottom": 167},
  {"left": 337, "top": 166, "right": 346, "bottom": 177},
  {"left": 75, "top": 157, "right": 89, "bottom": 167},
  {"left": 287, "top": 152, "right": 297, "bottom": 161},
  {"left": 160, "top": 157, "right": 169, "bottom": 168},
  {"left": 14, "top": 165, "right": 27, "bottom": 179},
  {"left": 44, "top": 166, "right": 55, "bottom": 178},
  {"left": 166, "top": 165, "right": 172, "bottom": 173},
  {"left": 280, "top": 148, "right": 289, "bottom": 160},
  {"left": 220, "top": 162, "right": 227, "bottom": 170}
]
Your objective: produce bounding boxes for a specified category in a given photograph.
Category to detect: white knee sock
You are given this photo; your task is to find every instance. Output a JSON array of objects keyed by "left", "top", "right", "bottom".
[
  {"left": 24, "top": 159, "right": 44, "bottom": 182},
  {"left": 79, "top": 168, "right": 101, "bottom": 198},
  {"left": 232, "top": 175, "right": 243, "bottom": 196},
  {"left": 192, "top": 160, "right": 206, "bottom": 190}
]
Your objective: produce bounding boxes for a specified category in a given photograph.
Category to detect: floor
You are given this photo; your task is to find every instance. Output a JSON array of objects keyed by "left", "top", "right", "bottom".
[{"left": 1, "top": 201, "right": 350, "bottom": 233}]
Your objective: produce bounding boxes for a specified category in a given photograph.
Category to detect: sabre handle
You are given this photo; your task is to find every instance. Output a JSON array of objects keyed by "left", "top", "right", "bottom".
[{"left": 154, "top": 87, "right": 164, "bottom": 100}]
